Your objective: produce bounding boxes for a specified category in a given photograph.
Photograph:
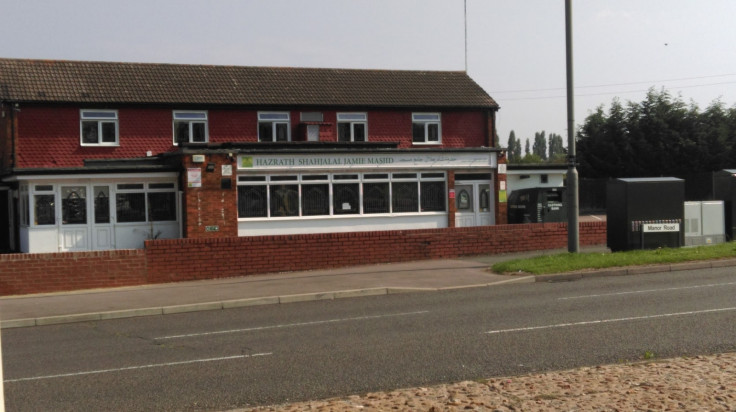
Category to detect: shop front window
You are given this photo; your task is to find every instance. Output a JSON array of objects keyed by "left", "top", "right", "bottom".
[
  {"left": 237, "top": 186, "right": 267, "bottom": 218},
  {"left": 236, "top": 172, "right": 447, "bottom": 219},
  {"left": 148, "top": 192, "right": 177, "bottom": 221},
  {"left": 302, "top": 184, "right": 329, "bottom": 216},
  {"left": 116, "top": 192, "right": 146, "bottom": 222},
  {"left": 333, "top": 183, "right": 360, "bottom": 215},
  {"left": 392, "top": 182, "right": 418, "bottom": 213},
  {"left": 420, "top": 181, "right": 446, "bottom": 212},
  {"left": 363, "top": 183, "right": 389, "bottom": 214},
  {"left": 270, "top": 185, "right": 299, "bottom": 217}
]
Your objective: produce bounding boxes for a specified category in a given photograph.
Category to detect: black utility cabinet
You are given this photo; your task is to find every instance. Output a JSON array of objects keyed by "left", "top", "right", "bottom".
[
  {"left": 607, "top": 178, "right": 685, "bottom": 252},
  {"left": 507, "top": 187, "right": 566, "bottom": 224},
  {"left": 712, "top": 169, "right": 736, "bottom": 241}
]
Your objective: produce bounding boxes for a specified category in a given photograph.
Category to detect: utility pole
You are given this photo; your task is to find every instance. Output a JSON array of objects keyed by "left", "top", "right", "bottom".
[
  {"left": 565, "top": 0, "right": 580, "bottom": 252},
  {"left": 464, "top": 0, "right": 468, "bottom": 72}
]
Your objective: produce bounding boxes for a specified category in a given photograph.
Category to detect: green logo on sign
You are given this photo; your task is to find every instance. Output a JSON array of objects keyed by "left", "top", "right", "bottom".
[{"left": 241, "top": 156, "right": 253, "bottom": 168}]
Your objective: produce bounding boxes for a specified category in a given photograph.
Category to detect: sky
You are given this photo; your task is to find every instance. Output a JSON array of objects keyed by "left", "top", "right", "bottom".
[{"left": 3, "top": 0, "right": 736, "bottom": 150}]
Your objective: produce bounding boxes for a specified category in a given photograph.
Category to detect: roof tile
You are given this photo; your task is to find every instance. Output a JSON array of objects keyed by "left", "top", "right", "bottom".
[{"left": 0, "top": 58, "right": 498, "bottom": 109}]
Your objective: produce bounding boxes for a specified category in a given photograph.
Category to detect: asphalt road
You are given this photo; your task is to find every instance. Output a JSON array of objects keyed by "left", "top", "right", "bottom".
[{"left": 3, "top": 266, "right": 736, "bottom": 411}]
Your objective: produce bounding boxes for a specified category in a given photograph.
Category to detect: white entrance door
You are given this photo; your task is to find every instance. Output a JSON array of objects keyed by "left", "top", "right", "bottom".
[
  {"left": 59, "top": 185, "right": 90, "bottom": 251},
  {"left": 455, "top": 182, "right": 495, "bottom": 227},
  {"left": 91, "top": 185, "right": 115, "bottom": 250}
]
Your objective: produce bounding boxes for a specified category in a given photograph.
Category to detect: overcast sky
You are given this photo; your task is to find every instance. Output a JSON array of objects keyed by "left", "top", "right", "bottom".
[{"left": 3, "top": 0, "right": 736, "bottom": 149}]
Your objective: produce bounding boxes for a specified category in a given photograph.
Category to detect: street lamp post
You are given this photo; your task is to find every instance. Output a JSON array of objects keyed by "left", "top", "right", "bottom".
[{"left": 566, "top": 0, "right": 580, "bottom": 252}]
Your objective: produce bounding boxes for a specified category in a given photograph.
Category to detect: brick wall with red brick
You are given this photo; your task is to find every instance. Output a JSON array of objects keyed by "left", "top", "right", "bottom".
[
  {"left": 12, "top": 105, "right": 494, "bottom": 169},
  {"left": 0, "top": 249, "right": 146, "bottom": 295},
  {"left": 0, "top": 222, "right": 606, "bottom": 296},
  {"left": 181, "top": 152, "right": 238, "bottom": 238}
]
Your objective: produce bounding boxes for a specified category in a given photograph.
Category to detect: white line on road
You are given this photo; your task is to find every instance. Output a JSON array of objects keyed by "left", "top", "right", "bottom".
[
  {"left": 156, "top": 310, "right": 430, "bottom": 340},
  {"left": 558, "top": 281, "right": 736, "bottom": 300},
  {"left": 485, "top": 306, "right": 736, "bottom": 335},
  {"left": 5, "top": 352, "right": 272, "bottom": 383}
]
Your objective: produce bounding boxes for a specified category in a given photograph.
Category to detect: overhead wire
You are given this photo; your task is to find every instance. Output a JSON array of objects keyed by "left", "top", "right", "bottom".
[{"left": 490, "top": 73, "right": 736, "bottom": 101}]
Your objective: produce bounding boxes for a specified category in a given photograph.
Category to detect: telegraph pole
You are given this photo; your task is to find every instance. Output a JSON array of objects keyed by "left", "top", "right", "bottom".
[{"left": 565, "top": 0, "right": 580, "bottom": 252}]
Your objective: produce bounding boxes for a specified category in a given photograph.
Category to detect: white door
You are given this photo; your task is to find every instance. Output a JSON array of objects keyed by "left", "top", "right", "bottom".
[
  {"left": 455, "top": 184, "right": 476, "bottom": 227},
  {"left": 455, "top": 182, "right": 495, "bottom": 227},
  {"left": 59, "top": 185, "right": 90, "bottom": 251},
  {"left": 478, "top": 184, "right": 494, "bottom": 226},
  {"left": 91, "top": 185, "right": 115, "bottom": 250}
]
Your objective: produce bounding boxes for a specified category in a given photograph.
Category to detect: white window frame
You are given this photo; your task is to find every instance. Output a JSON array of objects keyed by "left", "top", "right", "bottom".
[
  {"left": 80, "top": 109, "right": 119, "bottom": 146},
  {"left": 337, "top": 113, "right": 368, "bottom": 142},
  {"left": 236, "top": 171, "right": 446, "bottom": 219},
  {"left": 115, "top": 182, "right": 178, "bottom": 223},
  {"left": 30, "top": 184, "right": 56, "bottom": 227},
  {"left": 258, "top": 112, "right": 291, "bottom": 142},
  {"left": 173, "top": 110, "right": 209, "bottom": 145},
  {"left": 412, "top": 112, "right": 442, "bottom": 145}
]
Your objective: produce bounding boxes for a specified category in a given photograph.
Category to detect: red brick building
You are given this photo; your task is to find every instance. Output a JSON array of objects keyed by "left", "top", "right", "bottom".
[{"left": 0, "top": 58, "right": 506, "bottom": 253}]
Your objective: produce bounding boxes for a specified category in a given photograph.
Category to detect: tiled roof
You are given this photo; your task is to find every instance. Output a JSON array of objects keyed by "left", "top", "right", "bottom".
[{"left": 0, "top": 58, "right": 498, "bottom": 109}]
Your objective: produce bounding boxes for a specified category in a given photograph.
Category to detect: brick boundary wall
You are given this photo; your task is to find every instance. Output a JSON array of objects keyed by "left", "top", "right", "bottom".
[
  {"left": 0, "top": 222, "right": 606, "bottom": 296},
  {"left": 0, "top": 249, "right": 147, "bottom": 296}
]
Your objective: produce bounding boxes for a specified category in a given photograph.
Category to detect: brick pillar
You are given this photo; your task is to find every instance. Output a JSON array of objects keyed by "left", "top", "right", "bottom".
[
  {"left": 495, "top": 155, "right": 508, "bottom": 225},
  {"left": 181, "top": 153, "right": 238, "bottom": 238},
  {"left": 447, "top": 170, "right": 456, "bottom": 228}
]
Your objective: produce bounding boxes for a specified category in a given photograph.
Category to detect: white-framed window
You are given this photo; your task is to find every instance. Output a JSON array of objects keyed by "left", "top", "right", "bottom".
[
  {"left": 116, "top": 182, "right": 177, "bottom": 222},
  {"left": 80, "top": 110, "right": 119, "bottom": 146},
  {"left": 31, "top": 184, "right": 56, "bottom": 226},
  {"left": 337, "top": 113, "right": 367, "bottom": 142},
  {"left": 412, "top": 113, "right": 441, "bottom": 144},
  {"left": 236, "top": 172, "right": 446, "bottom": 219},
  {"left": 173, "top": 111, "right": 208, "bottom": 144},
  {"left": 258, "top": 112, "right": 291, "bottom": 142}
]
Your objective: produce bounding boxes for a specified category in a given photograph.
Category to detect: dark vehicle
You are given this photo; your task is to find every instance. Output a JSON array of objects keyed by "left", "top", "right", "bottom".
[{"left": 507, "top": 187, "right": 566, "bottom": 224}]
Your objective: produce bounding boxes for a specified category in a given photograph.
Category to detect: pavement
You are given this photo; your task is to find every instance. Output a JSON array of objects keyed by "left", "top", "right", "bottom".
[{"left": 2, "top": 244, "right": 734, "bottom": 329}]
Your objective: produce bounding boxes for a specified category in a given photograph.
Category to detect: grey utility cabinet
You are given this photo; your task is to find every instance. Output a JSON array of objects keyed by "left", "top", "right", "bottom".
[{"left": 684, "top": 201, "right": 726, "bottom": 246}]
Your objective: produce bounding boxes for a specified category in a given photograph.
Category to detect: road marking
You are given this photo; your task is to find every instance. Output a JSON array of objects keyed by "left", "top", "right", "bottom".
[
  {"left": 5, "top": 352, "right": 272, "bottom": 383},
  {"left": 156, "top": 310, "right": 430, "bottom": 340},
  {"left": 485, "top": 306, "right": 736, "bottom": 335},
  {"left": 488, "top": 276, "right": 535, "bottom": 286},
  {"left": 558, "top": 281, "right": 736, "bottom": 300}
]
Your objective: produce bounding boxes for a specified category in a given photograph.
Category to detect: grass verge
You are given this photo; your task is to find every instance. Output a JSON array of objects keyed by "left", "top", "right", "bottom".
[{"left": 491, "top": 241, "right": 736, "bottom": 275}]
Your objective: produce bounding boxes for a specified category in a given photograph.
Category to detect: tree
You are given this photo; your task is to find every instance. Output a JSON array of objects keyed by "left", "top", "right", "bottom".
[
  {"left": 524, "top": 138, "right": 530, "bottom": 156},
  {"left": 517, "top": 153, "right": 544, "bottom": 164},
  {"left": 533, "top": 131, "right": 547, "bottom": 160},
  {"left": 507, "top": 130, "right": 519, "bottom": 162},
  {"left": 576, "top": 88, "right": 736, "bottom": 178},
  {"left": 548, "top": 133, "right": 565, "bottom": 162},
  {"left": 512, "top": 133, "right": 522, "bottom": 161}
]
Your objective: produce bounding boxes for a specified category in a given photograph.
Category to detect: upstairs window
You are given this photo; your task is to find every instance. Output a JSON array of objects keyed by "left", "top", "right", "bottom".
[
  {"left": 173, "top": 111, "right": 208, "bottom": 144},
  {"left": 258, "top": 112, "right": 290, "bottom": 142},
  {"left": 337, "top": 113, "right": 367, "bottom": 142},
  {"left": 412, "top": 113, "right": 441, "bottom": 144},
  {"left": 81, "top": 110, "right": 118, "bottom": 146}
]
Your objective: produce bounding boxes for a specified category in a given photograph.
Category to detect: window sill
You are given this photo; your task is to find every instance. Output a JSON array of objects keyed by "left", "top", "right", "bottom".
[
  {"left": 80, "top": 143, "right": 120, "bottom": 147},
  {"left": 238, "top": 211, "right": 448, "bottom": 221}
]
